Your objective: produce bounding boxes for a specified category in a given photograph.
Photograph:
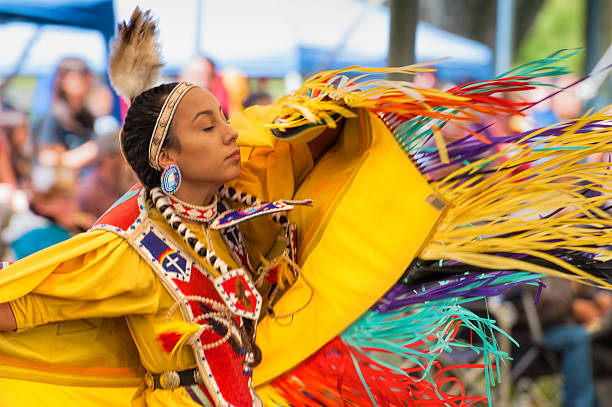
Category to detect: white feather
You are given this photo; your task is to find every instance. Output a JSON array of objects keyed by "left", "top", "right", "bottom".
[{"left": 108, "top": 7, "right": 164, "bottom": 100}]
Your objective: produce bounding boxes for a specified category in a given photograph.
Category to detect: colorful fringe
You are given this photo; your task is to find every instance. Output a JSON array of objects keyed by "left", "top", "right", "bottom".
[
  {"left": 268, "top": 50, "right": 576, "bottom": 146},
  {"left": 259, "top": 51, "right": 611, "bottom": 406},
  {"left": 263, "top": 297, "right": 508, "bottom": 406},
  {"left": 424, "top": 113, "right": 612, "bottom": 287},
  {"left": 265, "top": 49, "right": 611, "bottom": 287},
  {"left": 376, "top": 271, "right": 544, "bottom": 311},
  {"left": 260, "top": 272, "right": 545, "bottom": 407}
]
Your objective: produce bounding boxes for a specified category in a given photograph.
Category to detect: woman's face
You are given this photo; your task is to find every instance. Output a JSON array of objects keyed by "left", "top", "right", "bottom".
[
  {"left": 162, "top": 86, "right": 240, "bottom": 189},
  {"left": 61, "top": 70, "right": 92, "bottom": 100}
]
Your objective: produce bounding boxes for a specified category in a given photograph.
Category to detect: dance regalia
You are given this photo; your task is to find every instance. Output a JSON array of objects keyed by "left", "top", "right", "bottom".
[
  {"left": 0, "top": 142, "right": 314, "bottom": 407},
  {"left": 0, "top": 52, "right": 611, "bottom": 407},
  {"left": 238, "top": 52, "right": 611, "bottom": 406}
]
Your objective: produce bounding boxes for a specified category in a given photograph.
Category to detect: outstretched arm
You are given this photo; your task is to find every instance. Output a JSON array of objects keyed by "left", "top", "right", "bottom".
[
  {"left": 307, "top": 120, "right": 344, "bottom": 162},
  {"left": 0, "top": 303, "right": 16, "bottom": 331}
]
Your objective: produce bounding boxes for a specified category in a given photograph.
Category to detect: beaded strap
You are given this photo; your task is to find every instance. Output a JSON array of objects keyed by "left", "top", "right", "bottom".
[{"left": 218, "top": 185, "right": 289, "bottom": 228}]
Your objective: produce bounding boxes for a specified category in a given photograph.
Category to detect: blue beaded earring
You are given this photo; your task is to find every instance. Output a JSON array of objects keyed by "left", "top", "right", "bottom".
[{"left": 160, "top": 164, "right": 181, "bottom": 194}]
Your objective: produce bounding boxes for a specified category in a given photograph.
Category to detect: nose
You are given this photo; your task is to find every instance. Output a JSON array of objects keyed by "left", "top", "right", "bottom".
[{"left": 224, "top": 123, "right": 238, "bottom": 144}]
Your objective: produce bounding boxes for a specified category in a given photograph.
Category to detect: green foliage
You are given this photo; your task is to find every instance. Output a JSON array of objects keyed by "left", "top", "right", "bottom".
[{"left": 516, "top": 0, "right": 585, "bottom": 74}]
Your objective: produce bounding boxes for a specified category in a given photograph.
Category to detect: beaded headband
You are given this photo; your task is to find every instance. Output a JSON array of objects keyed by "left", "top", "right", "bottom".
[{"left": 148, "top": 82, "right": 195, "bottom": 170}]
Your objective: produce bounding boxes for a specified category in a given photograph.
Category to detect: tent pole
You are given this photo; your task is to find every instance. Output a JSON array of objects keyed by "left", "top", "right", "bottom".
[
  {"left": 387, "top": 0, "right": 418, "bottom": 80},
  {"left": 495, "top": 0, "right": 514, "bottom": 76},
  {"left": 195, "top": 0, "right": 203, "bottom": 55}
]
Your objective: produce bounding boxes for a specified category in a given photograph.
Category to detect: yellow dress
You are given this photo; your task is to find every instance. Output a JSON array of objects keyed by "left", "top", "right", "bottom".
[{"left": 0, "top": 142, "right": 313, "bottom": 407}]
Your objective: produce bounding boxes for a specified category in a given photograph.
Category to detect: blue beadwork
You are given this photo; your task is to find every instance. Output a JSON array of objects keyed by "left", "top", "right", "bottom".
[{"left": 161, "top": 164, "right": 181, "bottom": 194}]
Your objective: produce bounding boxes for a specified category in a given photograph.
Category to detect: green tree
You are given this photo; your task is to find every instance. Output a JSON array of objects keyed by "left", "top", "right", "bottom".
[{"left": 516, "top": 0, "right": 586, "bottom": 74}]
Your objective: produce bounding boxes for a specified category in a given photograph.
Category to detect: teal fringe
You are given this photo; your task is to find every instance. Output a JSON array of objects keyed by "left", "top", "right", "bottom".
[{"left": 341, "top": 296, "right": 519, "bottom": 407}]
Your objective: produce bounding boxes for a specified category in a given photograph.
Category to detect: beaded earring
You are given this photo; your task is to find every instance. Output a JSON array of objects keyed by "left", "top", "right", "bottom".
[{"left": 160, "top": 164, "right": 181, "bottom": 194}]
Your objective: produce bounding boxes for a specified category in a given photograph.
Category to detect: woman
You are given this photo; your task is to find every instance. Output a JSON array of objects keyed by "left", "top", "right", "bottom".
[
  {"left": 35, "top": 57, "right": 98, "bottom": 170},
  {"left": 0, "top": 10, "right": 337, "bottom": 407}
]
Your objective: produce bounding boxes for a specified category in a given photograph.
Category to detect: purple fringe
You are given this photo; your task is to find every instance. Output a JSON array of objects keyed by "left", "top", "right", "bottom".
[
  {"left": 415, "top": 120, "right": 612, "bottom": 177},
  {"left": 372, "top": 271, "right": 543, "bottom": 313}
]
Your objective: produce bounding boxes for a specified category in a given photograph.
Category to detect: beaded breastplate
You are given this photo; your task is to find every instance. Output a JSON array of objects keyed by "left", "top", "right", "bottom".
[{"left": 93, "top": 184, "right": 277, "bottom": 407}]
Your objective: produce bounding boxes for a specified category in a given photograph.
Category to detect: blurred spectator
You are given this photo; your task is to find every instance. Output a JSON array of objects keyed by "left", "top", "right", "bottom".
[
  {"left": 34, "top": 57, "right": 98, "bottom": 170},
  {"left": 77, "top": 130, "right": 136, "bottom": 219},
  {"left": 526, "top": 277, "right": 598, "bottom": 407},
  {"left": 551, "top": 74, "right": 582, "bottom": 122},
  {"left": 2, "top": 166, "right": 95, "bottom": 260},
  {"left": 571, "top": 282, "right": 612, "bottom": 331},
  {"left": 413, "top": 70, "right": 439, "bottom": 90},
  {"left": 0, "top": 132, "right": 16, "bottom": 186},
  {"left": 179, "top": 55, "right": 229, "bottom": 116},
  {"left": 526, "top": 76, "right": 559, "bottom": 129},
  {"left": 88, "top": 82, "right": 120, "bottom": 135},
  {"left": 221, "top": 66, "right": 250, "bottom": 117},
  {"left": 525, "top": 74, "right": 583, "bottom": 130},
  {"left": 1, "top": 106, "right": 32, "bottom": 186},
  {"left": 0, "top": 184, "right": 28, "bottom": 261},
  {"left": 569, "top": 282, "right": 612, "bottom": 407}
]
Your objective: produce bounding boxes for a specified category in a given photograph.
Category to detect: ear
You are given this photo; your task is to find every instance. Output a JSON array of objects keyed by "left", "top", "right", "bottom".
[{"left": 157, "top": 149, "right": 176, "bottom": 170}]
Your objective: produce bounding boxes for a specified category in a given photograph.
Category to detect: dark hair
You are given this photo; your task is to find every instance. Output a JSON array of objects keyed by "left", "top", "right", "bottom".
[
  {"left": 50, "top": 57, "right": 94, "bottom": 137},
  {"left": 121, "top": 82, "right": 182, "bottom": 190},
  {"left": 52, "top": 57, "right": 91, "bottom": 102}
]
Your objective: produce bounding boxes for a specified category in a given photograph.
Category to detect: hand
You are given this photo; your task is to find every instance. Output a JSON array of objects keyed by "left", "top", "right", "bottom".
[
  {"left": 61, "top": 140, "right": 99, "bottom": 169},
  {"left": 594, "top": 292, "right": 612, "bottom": 312},
  {"left": 307, "top": 119, "right": 344, "bottom": 162},
  {"left": 0, "top": 302, "right": 16, "bottom": 331},
  {"left": 572, "top": 298, "right": 601, "bottom": 325}
]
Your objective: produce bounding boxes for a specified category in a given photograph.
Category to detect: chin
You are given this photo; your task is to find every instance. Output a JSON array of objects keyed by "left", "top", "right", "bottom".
[{"left": 224, "top": 164, "right": 241, "bottom": 183}]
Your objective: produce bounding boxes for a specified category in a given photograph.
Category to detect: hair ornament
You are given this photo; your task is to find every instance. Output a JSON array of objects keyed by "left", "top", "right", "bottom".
[{"left": 108, "top": 7, "right": 164, "bottom": 101}]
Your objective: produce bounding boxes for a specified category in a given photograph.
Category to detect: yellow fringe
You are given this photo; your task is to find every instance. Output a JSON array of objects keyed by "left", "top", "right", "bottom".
[
  {"left": 261, "top": 63, "right": 470, "bottom": 134},
  {"left": 422, "top": 110, "right": 612, "bottom": 287}
]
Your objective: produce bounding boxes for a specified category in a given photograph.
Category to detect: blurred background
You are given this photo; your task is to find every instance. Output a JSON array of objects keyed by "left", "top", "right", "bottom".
[{"left": 0, "top": 1, "right": 610, "bottom": 406}]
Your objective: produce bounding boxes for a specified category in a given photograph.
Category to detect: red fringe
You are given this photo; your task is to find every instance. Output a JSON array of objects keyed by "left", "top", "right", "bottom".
[
  {"left": 270, "top": 336, "right": 491, "bottom": 407},
  {"left": 157, "top": 332, "right": 182, "bottom": 353}
]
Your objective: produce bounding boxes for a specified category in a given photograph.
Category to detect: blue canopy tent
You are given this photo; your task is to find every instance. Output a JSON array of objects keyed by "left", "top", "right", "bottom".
[
  {"left": 0, "top": 0, "right": 114, "bottom": 40},
  {"left": 0, "top": 0, "right": 118, "bottom": 119},
  {"left": 0, "top": 0, "right": 492, "bottom": 116}
]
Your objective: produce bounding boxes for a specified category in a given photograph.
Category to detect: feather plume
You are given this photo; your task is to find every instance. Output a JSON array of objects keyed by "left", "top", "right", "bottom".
[{"left": 108, "top": 7, "right": 163, "bottom": 100}]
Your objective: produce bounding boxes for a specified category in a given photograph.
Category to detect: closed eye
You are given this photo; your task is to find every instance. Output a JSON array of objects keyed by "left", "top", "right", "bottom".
[{"left": 203, "top": 126, "right": 215, "bottom": 132}]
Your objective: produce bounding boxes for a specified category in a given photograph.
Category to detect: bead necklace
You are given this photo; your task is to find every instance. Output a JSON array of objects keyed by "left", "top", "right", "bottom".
[{"left": 165, "top": 193, "right": 218, "bottom": 223}]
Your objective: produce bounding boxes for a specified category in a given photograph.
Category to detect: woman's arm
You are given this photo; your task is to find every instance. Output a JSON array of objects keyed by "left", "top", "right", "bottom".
[
  {"left": 38, "top": 141, "right": 98, "bottom": 169},
  {"left": 0, "top": 302, "right": 16, "bottom": 331},
  {"left": 307, "top": 121, "right": 344, "bottom": 162}
]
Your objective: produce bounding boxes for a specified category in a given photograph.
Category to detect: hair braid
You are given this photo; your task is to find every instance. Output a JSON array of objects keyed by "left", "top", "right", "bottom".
[{"left": 121, "top": 82, "right": 182, "bottom": 191}]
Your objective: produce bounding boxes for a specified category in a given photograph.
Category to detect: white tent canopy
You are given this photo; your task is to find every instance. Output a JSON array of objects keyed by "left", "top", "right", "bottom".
[{"left": 0, "top": 0, "right": 492, "bottom": 82}]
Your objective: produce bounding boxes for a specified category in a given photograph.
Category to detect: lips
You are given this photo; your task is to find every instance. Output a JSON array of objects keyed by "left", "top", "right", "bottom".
[{"left": 226, "top": 149, "right": 241, "bottom": 160}]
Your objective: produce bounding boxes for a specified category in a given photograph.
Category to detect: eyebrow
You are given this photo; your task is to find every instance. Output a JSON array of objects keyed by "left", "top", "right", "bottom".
[{"left": 192, "top": 110, "right": 213, "bottom": 122}]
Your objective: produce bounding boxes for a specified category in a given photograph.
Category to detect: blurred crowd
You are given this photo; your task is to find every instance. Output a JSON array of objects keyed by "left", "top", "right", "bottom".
[{"left": 0, "top": 54, "right": 273, "bottom": 262}]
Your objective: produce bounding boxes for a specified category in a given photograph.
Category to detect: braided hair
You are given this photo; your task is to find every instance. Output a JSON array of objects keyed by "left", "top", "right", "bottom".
[{"left": 120, "top": 82, "right": 182, "bottom": 191}]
